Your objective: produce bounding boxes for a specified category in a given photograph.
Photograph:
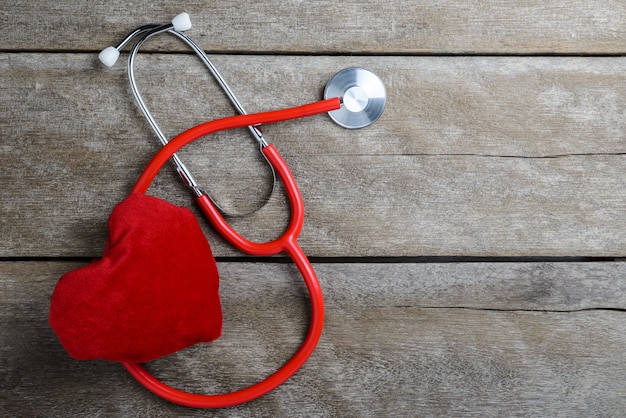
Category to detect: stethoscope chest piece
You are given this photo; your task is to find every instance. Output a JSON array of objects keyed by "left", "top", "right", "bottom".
[{"left": 324, "top": 67, "right": 386, "bottom": 129}]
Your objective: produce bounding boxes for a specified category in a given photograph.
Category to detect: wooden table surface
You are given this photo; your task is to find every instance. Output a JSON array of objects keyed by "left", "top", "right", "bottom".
[{"left": 2, "top": 1, "right": 625, "bottom": 416}]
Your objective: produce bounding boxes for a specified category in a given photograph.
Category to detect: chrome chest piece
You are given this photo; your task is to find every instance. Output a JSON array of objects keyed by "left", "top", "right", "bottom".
[{"left": 324, "top": 67, "right": 387, "bottom": 129}]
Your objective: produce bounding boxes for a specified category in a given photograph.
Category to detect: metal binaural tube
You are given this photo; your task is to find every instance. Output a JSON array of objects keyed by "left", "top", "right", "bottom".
[
  {"left": 125, "top": 22, "right": 275, "bottom": 212},
  {"left": 167, "top": 30, "right": 267, "bottom": 147}
]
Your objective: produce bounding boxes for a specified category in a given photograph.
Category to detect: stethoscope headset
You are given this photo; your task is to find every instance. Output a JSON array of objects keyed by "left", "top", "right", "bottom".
[{"left": 96, "top": 13, "right": 386, "bottom": 408}]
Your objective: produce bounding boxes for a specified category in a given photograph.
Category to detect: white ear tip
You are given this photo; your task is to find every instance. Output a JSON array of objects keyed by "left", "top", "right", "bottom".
[
  {"left": 99, "top": 46, "right": 120, "bottom": 67},
  {"left": 172, "top": 13, "right": 192, "bottom": 31}
]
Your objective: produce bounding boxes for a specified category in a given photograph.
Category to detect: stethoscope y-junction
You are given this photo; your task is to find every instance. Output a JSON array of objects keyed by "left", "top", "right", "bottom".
[{"left": 69, "top": 12, "right": 386, "bottom": 408}]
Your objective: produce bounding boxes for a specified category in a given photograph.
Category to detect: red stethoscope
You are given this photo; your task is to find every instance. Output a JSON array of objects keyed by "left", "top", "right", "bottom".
[{"left": 100, "top": 13, "right": 386, "bottom": 408}]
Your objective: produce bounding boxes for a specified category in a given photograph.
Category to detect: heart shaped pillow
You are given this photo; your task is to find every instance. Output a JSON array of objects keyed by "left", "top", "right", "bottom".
[{"left": 49, "top": 192, "right": 222, "bottom": 363}]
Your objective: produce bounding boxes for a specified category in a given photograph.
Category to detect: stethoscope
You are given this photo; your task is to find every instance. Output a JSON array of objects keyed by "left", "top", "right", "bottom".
[{"left": 99, "top": 13, "right": 386, "bottom": 408}]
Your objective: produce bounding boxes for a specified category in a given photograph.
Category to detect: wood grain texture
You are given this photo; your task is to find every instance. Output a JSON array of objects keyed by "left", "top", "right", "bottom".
[
  {"left": 2, "top": 54, "right": 625, "bottom": 257},
  {"left": 2, "top": 1, "right": 626, "bottom": 54},
  {"left": 2, "top": 261, "right": 624, "bottom": 416},
  {"left": 2, "top": 2, "right": 625, "bottom": 415}
]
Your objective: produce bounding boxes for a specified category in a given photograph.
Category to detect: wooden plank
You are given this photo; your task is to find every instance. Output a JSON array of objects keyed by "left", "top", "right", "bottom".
[
  {"left": 5, "top": 54, "right": 625, "bottom": 156},
  {"left": 2, "top": 1, "right": 626, "bottom": 54},
  {"left": 2, "top": 54, "right": 625, "bottom": 257},
  {"left": 2, "top": 261, "right": 625, "bottom": 416}
]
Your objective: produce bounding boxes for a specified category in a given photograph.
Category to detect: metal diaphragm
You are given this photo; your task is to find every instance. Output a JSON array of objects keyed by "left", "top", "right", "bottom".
[{"left": 324, "top": 67, "right": 386, "bottom": 129}]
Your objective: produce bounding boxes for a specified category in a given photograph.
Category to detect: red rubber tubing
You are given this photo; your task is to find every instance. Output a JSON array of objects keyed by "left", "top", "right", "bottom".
[
  {"left": 124, "top": 97, "right": 340, "bottom": 408},
  {"left": 195, "top": 145, "right": 303, "bottom": 256},
  {"left": 132, "top": 98, "right": 340, "bottom": 195}
]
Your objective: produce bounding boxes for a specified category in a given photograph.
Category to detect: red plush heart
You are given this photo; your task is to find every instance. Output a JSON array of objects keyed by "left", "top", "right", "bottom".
[{"left": 49, "top": 192, "right": 222, "bottom": 363}]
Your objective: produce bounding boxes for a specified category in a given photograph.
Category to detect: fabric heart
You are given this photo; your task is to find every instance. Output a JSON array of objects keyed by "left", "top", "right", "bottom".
[{"left": 49, "top": 192, "right": 222, "bottom": 363}]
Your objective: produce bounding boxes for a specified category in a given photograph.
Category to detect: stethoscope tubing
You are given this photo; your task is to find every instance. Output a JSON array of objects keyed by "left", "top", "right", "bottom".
[
  {"left": 125, "top": 97, "right": 340, "bottom": 408},
  {"left": 123, "top": 237, "right": 324, "bottom": 408},
  {"left": 132, "top": 98, "right": 340, "bottom": 196},
  {"left": 195, "top": 147, "right": 302, "bottom": 256}
]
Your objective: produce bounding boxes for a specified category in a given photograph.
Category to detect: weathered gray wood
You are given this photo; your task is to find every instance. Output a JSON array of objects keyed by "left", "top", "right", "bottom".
[
  {"left": 2, "top": 54, "right": 625, "bottom": 257},
  {"left": 3, "top": 2, "right": 625, "bottom": 417},
  {"left": 2, "top": 1, "right": 626, "bottom": 54},
  {"left": 2, "top": 261, "right": 624, "bottom": 416}
]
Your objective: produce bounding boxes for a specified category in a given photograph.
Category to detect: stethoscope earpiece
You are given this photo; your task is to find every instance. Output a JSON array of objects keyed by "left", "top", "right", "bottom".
[
  {"left": 98, "top": 46, "right": 120, "bottom": 67},
  {"left": 171, "top": 12, "right": 191, "bottom": 31},
  {"left": 98, "top": 12, "right": 192, "bottom": 67}
]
